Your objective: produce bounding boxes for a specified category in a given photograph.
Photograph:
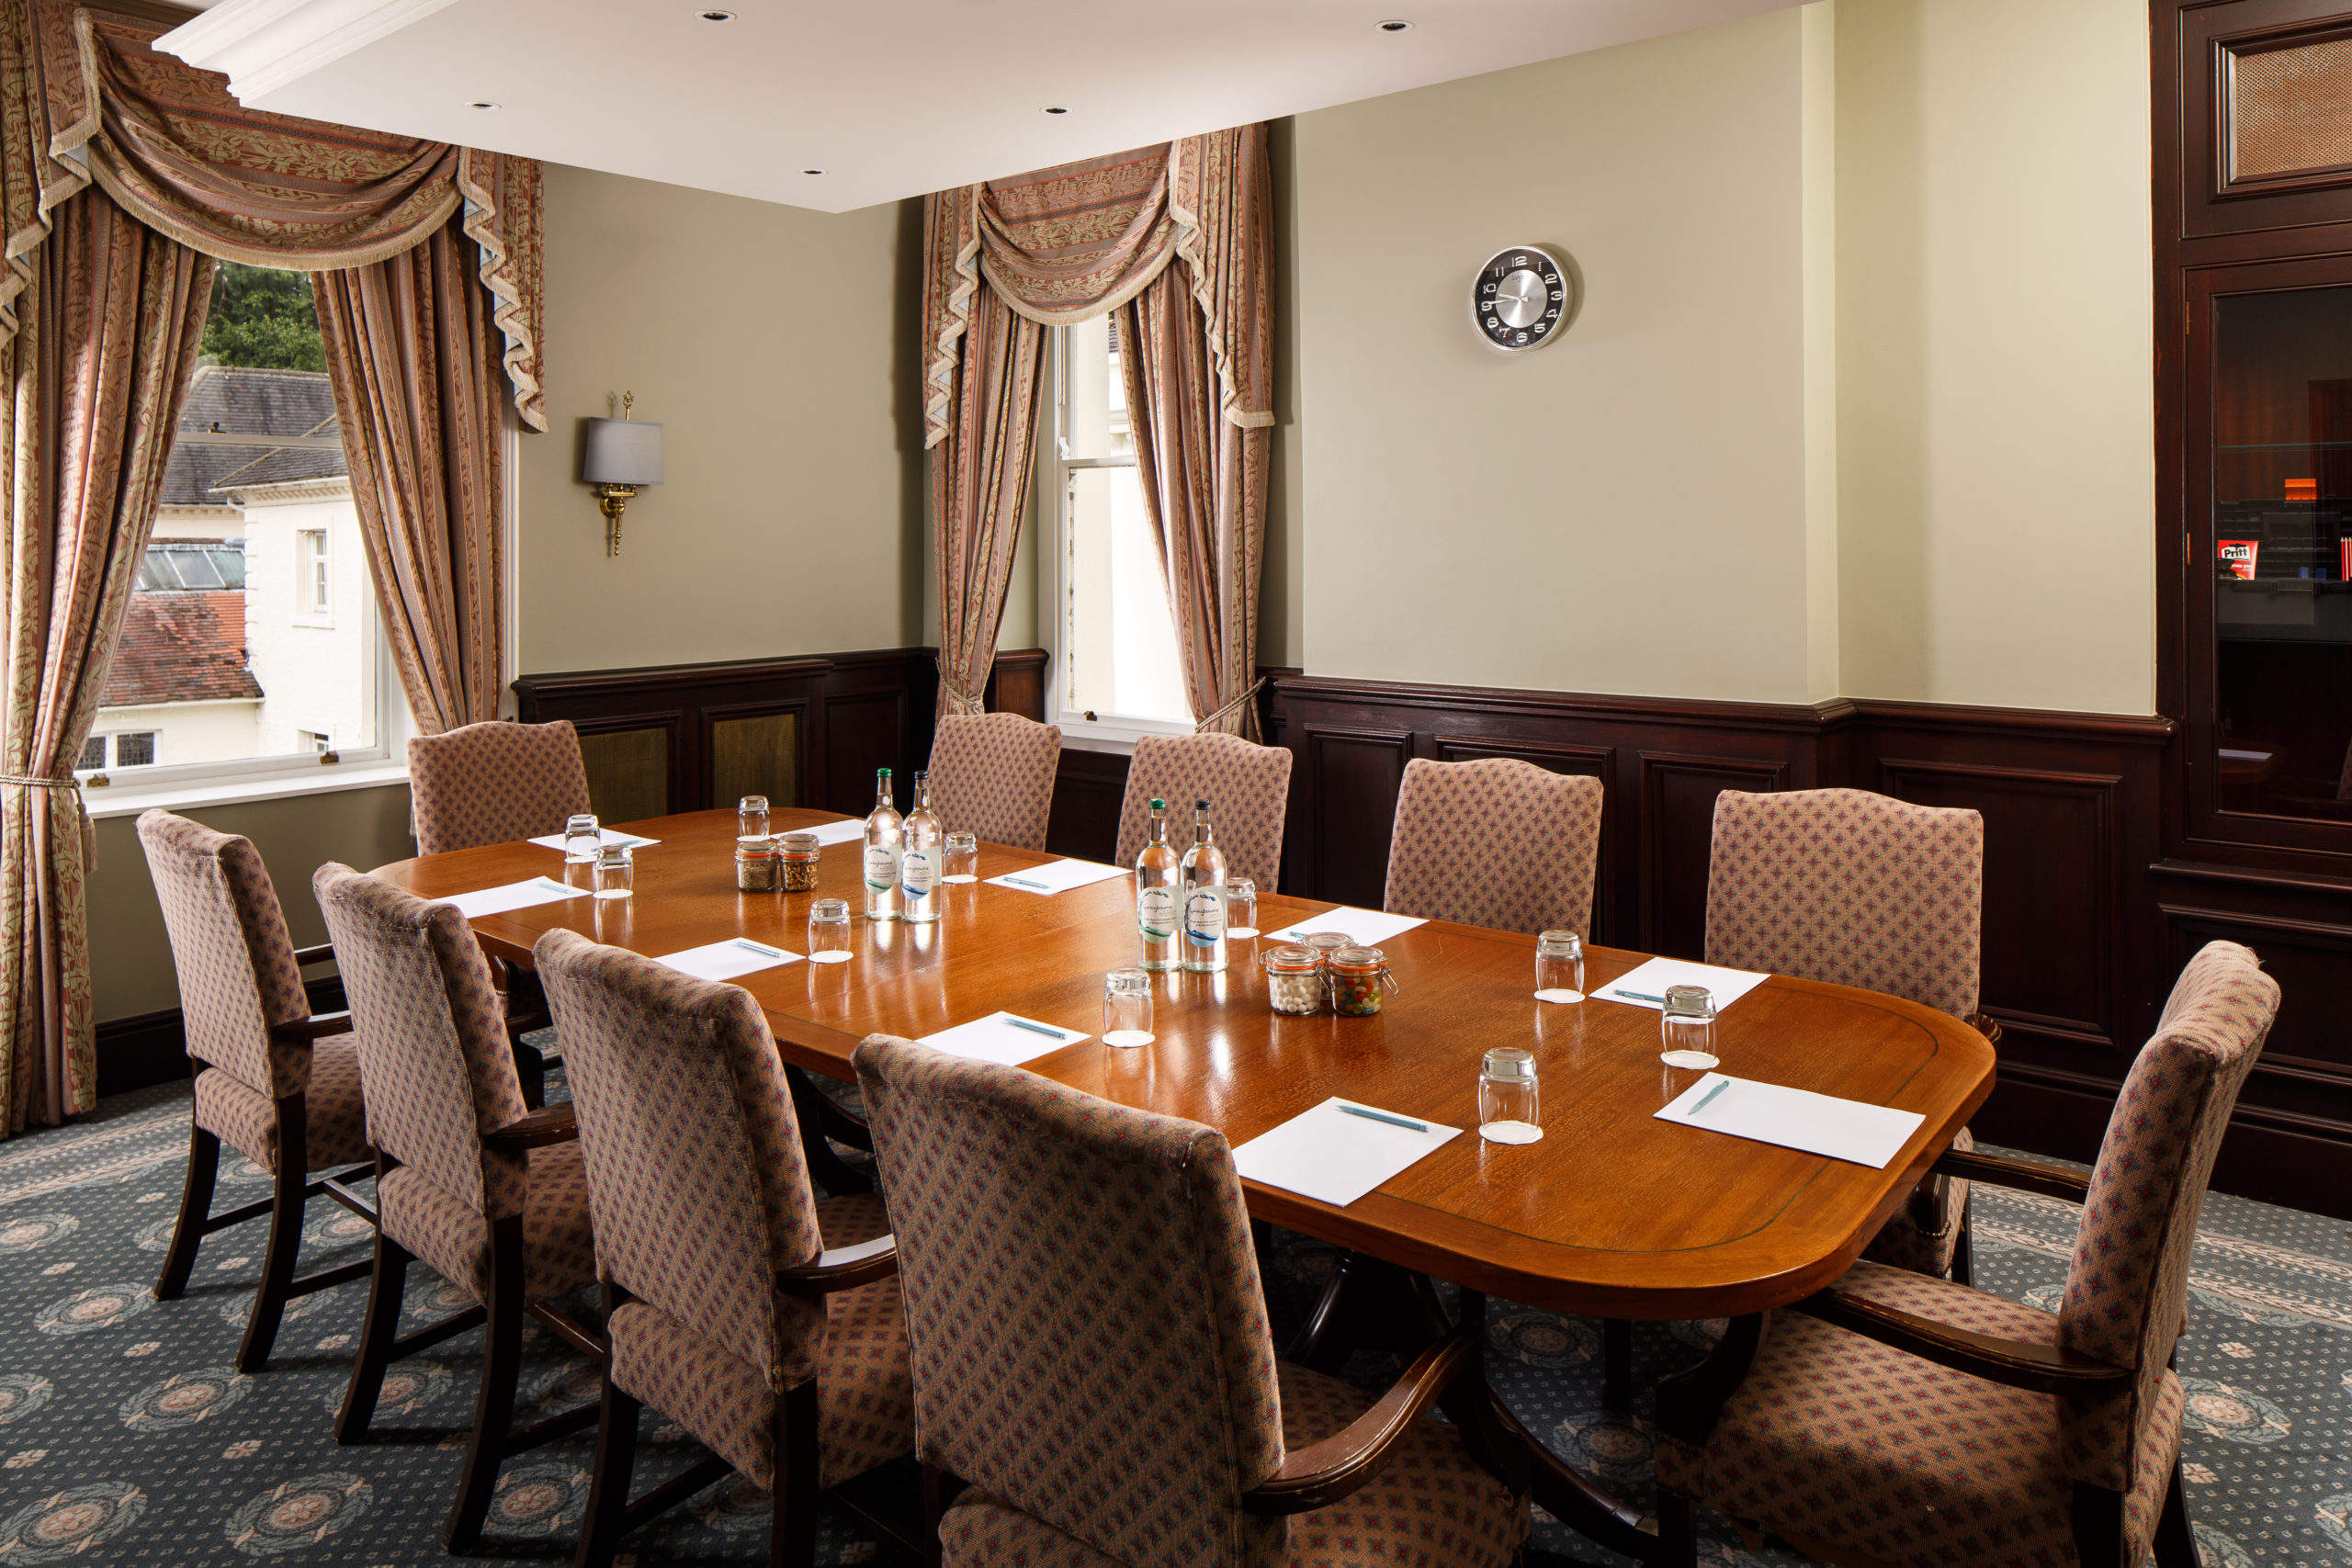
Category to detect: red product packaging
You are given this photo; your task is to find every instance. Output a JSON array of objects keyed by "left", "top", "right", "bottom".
[{"left": 2219, "top": 539, "right": 2258, "bottom": 580}]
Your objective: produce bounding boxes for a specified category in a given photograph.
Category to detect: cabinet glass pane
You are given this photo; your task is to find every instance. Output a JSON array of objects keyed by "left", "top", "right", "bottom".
[{"left": 2212, "top": 284, "right": 2352, "bottom": 818}]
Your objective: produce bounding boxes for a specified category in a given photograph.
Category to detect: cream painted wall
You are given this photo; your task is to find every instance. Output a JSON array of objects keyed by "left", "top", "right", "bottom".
[
  {"left": 1290, "top": 10, "right": 1816, "bottom": 702},
  {"left": 1834, "top": 0, "right": 2154, "bottom": 713},
  {"left": 516, "top": 168, "right": 925, "bottom": 673}
]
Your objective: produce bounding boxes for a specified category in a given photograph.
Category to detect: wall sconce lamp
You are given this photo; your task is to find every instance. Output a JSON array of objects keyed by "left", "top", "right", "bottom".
[{"left": 579, "top": 391, "right": 663, "bottom": 556}]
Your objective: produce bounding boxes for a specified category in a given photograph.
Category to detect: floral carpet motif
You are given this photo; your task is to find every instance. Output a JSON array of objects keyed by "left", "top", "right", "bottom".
[{"left": 1, "top": 1076, "right": 2346, "bottom": 1564}]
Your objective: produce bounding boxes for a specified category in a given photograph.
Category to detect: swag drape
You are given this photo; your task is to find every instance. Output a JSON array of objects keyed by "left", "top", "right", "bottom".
[{"left": 921, "top": 128, "right": 1273, "bottom": 720}]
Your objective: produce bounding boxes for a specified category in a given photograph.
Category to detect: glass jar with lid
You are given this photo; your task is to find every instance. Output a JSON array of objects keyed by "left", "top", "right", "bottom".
[
  {"left": 1261, "top": 946, "right": 1324, "bottom": 1015},
  {"left": 1328, "top": 946, "right": 1396, "bottom": 1016},
  {"left": 776, "top": 831, "right": 822, "bottom": 893},
  {"left": 734, "top": 839, "right": 778, "bottom": 893}
]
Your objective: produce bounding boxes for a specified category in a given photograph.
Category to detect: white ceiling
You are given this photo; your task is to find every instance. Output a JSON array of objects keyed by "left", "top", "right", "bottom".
[{"left": 161, "top": 0, "right": 1794, "bottom": 215}]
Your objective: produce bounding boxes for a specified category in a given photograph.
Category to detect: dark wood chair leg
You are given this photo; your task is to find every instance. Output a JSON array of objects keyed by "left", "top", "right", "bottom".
[
  {"left": 445, "top": 1218, "right": 526, "bottom": 1553},
  {"left": 1655, "top": 1493, "right": 1699, "bottom": 1567},
  {"left": 771, "top": 1380, "right": 820, "bottom": 1568},
  {"left": 1601, "top": 1316, "right": 1634, "bottom": 1410},
  {"left": 2152, "top": 1461, "right": 2197, "bottom": 1568},
  {"left": 512, "top": 1036, "right": 547, "bottom": 1111},
  {"left": 1950, "top": 1189, "right": 1975, "bottom": 1287},
  {"left": 334, "top": 1197, "right": 410, "bottom": 1444},
  {"left": 154, "top": 1118, "right": 220, "bottom": 1302},
  {"left": 573, "top": 1347, "right": 640, "bottom": 1568},
  {"left": 2071, "top": 1480, "right": 2130, "bottom": 1568},
  {"left": 921, "top": 1463, "right": 965, "bottom": 1568},
  {"left": 234, "top": 1098, "right": 310, "bottom": 1375}
]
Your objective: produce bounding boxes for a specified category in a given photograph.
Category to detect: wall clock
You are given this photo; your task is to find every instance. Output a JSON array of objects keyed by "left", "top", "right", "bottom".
[{"left": 1471, "top": 245, "right": 1571, "bottom": 353}]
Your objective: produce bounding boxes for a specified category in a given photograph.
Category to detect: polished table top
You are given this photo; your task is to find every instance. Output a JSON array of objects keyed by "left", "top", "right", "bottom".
[{"left": 375, "top": 807, "right": 1996, "bottom": 1321}]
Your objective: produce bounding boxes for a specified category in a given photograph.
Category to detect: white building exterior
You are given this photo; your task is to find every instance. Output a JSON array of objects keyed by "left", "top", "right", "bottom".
[{"left": 232, "top": 475, "right": 378, "bottom": 758}]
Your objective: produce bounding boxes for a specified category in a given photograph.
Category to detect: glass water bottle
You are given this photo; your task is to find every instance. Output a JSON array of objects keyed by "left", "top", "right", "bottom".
[
  {"left": 1178, "top": 798, "right": 1227, "bottom": 973},
  {"left": 900, "top": 769, "right": 942, "bottom": 924},
  {"left": 862, "top": 768, "right": 902, "bottom": 921},
  {"left": 1135, "top": 797, "right": 1180, "bottom": 972}
]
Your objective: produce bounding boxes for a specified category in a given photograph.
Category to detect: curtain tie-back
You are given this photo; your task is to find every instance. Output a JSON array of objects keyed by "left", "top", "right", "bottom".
[
  {"left": 1193, "top": 677, "right": 1266, "bottom": 734},
  {"left": 939, "top": 673, "right": 986, "bottom": 717},
  {"left": 0, "top": 773, "right": 78, "bottom": 786}
]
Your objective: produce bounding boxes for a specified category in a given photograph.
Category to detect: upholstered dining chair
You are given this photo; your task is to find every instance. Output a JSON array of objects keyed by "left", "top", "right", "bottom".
[
  {"left": 1112, "top": 731, "right": 1294, "bottom": 892},
  {"left": 852, "top": 1032, "right": 1530, "bottom": 1568},
  {"left": 1655, "top": 939, "right": 2278, "bottom": 1568},
  {"left": 138, "top": 810, "right": 377, "bottom": 1376},
  {"left": 1706, "top": 787, "right": 1995, "bottom": 1283},
  {"left": 924, "top": 711, "right": 1063, "bottom": 851},
  {"left": 311, "top": 863, "right": 601, "bottom": 1553},
  {"left": 534, "top": 929, "right": 915, "bottom": 1568},
  {"left": 1383, "top": 756, "right": 1605, "bottom": 936},
  {"left": 406, "top": 717, "right": 594, "bottom": 856}
]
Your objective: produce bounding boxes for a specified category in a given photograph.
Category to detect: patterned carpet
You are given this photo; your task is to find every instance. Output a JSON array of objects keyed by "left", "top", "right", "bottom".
[{"left": 2, "top": 1075, "right": 2346, "bottom": 1566}]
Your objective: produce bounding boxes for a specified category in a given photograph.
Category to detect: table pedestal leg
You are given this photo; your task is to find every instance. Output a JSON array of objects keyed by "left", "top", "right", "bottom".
[
  {"left": 1601, "top": 1317, "right": 1634, "bottom": 1410},
  {"left": 1285, "top": 1250, "right": 1447, "bottom": 1372},
  {"left": 1487, "top": 1380, "right": 1657, "bottom": 1563}
]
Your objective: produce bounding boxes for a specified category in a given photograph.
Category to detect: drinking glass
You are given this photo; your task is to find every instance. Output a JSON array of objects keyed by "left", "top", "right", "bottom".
[
  {"left": 944, "top": 830, "right": 979, "bottom": 883},
  {"left": 1660, "top": 985, "right": 1720, "bottom": 1069},
  {"left": 1225, "top": 878, "right": 1259, "bottom": 939},
  {"left": 1534, "top": 931, "right": 1584, "bottom": 1003},
  {"left": 562, "top": 812, "right": 602, "bottom": 892},
  {"left": 739, "top": 795, "right": 770, "bottom": 842},
  {"left": 807, "top": 898, "right": 853, "bottom": 963},
  {"left": 1102, "top": 968, "right": 1155, "bottom": 1047},
  {"left": 593, "top": 844, "right": 634, "bottom": 901},
  {"left": 1478, "top": 1046, "right": 1542, "bottom": 1144}
]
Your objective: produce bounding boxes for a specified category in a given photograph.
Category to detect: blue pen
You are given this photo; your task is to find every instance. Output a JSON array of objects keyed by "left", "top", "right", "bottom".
[
  {"left": 1612, "top": 987, "right": 1666, "bottom": 1004},
  {"left": 1338, "top": 1103, "right": 1428, "bottom": 1134},
  {"left": 1002, "top": 1016, "right": 1070, "bottom": 1040},
  {"left": 1686, "top": 1078, "right": 1732, "bottom": 1117},
  {"left": 1002, "top": 876, "right": 1051, "bottom": 890},
  {"left": 734, "top": 939, "right": 783, "bottom": 959}
]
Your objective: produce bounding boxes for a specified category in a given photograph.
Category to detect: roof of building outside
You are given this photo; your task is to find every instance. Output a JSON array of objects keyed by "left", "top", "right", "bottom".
[
  {"left": 103, "top": 590, "right": 262, "bottom": 706},
  {"left": 158, "top": 365, "right": 345, "bottom": 507}
]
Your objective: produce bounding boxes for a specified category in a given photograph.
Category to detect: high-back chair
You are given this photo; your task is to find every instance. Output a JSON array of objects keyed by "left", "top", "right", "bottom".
[
  {"left": 406, "top": 717, "right": 593, "bottom": 856},
  {"left": 1383, "top": 756, "right": 1605, "bottom": 936},
  {"left": 1707, "top": 787, "right": 1992, "bottom": 1280},
  {"left": 1654, "top": 939, "right": 2278, "bottom": 1568},
  {"left": 312, "top": 864, "right": 599, "bottom": 1553},
  {"left": 138, "top": 810, "right": 375, "bottom": 1374},
  {"left": 535, "top": 930, "right": 915, "bottom": 1568},
  {"left": 1112, "top": 731, "right": 1293, "bottom": 892},
  {"left": 924, "top": 711, "right": 1062, "bottom": 851},
  {"left": 852, "top": 1033, "right": 1529, "bottom": 1568}
]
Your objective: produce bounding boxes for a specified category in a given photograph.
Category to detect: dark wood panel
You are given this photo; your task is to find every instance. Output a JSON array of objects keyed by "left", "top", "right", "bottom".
[
  {"left": 1046, "top": 748, "right": 1130, "bottom": 864},
  {"left": 576, "top": 723, "right": 673, "bottom": 823},
  {"left": 1302, "top": 725, "right": 1416, "bottom": 909},
  {"left": 1638, "top": 753, "right": 1788, "bottom": 960},
  {"left": 984, "top": 648, "right": 1048, "bottom": 724},
  {"left": 823, "top": 692, "right": 906, "bottom": 815}
]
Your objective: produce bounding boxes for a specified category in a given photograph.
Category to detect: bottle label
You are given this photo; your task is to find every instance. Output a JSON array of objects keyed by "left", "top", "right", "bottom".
[
  {"left": 1138, "top": 886, "right": 1176, "bottom": 942},
  {"left": 1184, "top": 887, "right": 1227, "bottom": 946},
  {"left": 901, "top": 850, "right": 937, "bottom": 896},
  {"left": 863, "top": 844, "right": 899, "bottom": 891}
]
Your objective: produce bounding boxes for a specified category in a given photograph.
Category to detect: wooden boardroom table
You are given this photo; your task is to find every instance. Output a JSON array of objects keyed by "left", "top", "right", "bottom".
[{"left": 377, "top": 806, "right": 1996, "bottom": 1561}]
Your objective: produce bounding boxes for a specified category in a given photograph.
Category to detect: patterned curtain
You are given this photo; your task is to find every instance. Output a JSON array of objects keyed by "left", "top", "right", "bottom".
[
  {"left": 0, "top": 186, "right": 212, "bottom": 1130},
  {"left": 314, "top": 215, "right": 507, "bottom": 735}
]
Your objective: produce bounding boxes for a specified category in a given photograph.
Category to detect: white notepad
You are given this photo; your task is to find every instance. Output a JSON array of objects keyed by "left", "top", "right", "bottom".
[
  {"left": 920, "top": 1011, "right": 1092, "bottom": 1066},
  {"left": 444, "top": 876, "right": 580, "bottom": 920},
  {"left": 1231, "top": 1097, "right": 1463, "bottom": 1207},
  {"left": 653, "top": 938, "right": 804, "bottom": 983},
  {"left": 1265, "top": 908, "right": 1430, "bottom": 947},
  {"left": 793, "top": 818, "right": 868, "bottom": 847},
  {"left": 985, "top": 859, "right": 1131, "bottom": 896},
  {"left": 524, "top": 828, "right": 660, "bottom": 852},
  {"left": 1599, "top": 956, "right": 1771, "bottom": 1012},
  {"left": 1655, "top": 1073, "right": 1925, "bottom": 1169}
]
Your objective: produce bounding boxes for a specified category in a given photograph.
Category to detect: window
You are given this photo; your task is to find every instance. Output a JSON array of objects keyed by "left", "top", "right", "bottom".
[
  {"left": 1042, "top": 315, "right": 1191, "bottom": 739},
  {"left": 297, "top": 728, "right": 331, "bottom": 755},
  {"left": 296, "top": 529, "right": 328, "bottom": 616},
  {"left": 112, "top": 732, "right": 156, "bottom": 768},
  {"left": 75, "top": 736, "right": 105, "bottom": 771}
]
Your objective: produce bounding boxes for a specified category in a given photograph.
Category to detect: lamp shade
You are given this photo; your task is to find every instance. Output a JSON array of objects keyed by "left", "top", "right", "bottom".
[{"left": 579, "top": 418, "right": 663, "bottom": 486}]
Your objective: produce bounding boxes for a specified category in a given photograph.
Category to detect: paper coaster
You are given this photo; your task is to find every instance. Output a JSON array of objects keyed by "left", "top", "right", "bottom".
[
  {"left": 1660, "top": 1050, "right": 1720, "bottom": 1070},
  {"left": 807, "top": 952, "right": 853, "bottom": 964},
  {"left": 1103, "top": 1030, "right": 1154, "bottom": 1048},
  {"left": 1480, "top": 1121, "right": 1544, "bottom": 1145},
  {"left": 1534, "top": 987, "right": 1583, "bottom": 1004}
]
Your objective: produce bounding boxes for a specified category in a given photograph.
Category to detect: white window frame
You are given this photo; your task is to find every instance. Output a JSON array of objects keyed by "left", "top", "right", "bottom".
[
  {"left": 1038, "top": 323, "right": 1194, "bottom": 751},
  {"left": 295, "top": 527, "right": 331, "bottom": 622}
]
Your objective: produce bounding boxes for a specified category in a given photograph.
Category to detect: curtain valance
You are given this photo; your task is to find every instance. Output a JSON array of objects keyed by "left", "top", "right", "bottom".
[
  {"left": 0, "top": 0, "right": 544, "bottom": 431},
  {"left": 922, "top": 130, "right": 1271, "bottom": 450}
]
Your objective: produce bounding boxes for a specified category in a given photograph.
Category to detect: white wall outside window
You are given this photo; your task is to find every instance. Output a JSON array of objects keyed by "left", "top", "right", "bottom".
[{"left": 295, "top": 527, "right": 329, "bottom": 619}]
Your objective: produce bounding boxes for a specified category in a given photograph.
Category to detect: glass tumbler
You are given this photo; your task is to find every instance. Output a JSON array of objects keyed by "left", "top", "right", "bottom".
[
  {"left": 562, "top": 812, "right": 602, "bottom": 892},
  {"left": 1102, "top": 968, "right": 1155, "bottom": 1047},
  {"left": 1225, "top": 878, "right": 1259, "bottom": 939},
  {"left": 1478, "top": 1047, "right": 1542, "bottom": 1144},
  {"left": 739, "top": 795, "right": 770, "bottom": 842},
  {"left": 1534, "top": 931, "right": 1584, "bottom": 1003},
  {"left": 593, "top": 844, "right": 634, "bottom": 901},
  {"left": 1660, "top": 985, "right": 1721, "bottom": 1070},
  {"left": 807, "top": 898, "right": 853, "bottom": 962},
  {"left": 944, "top": 830, "right": 979, "bottom": 883}
]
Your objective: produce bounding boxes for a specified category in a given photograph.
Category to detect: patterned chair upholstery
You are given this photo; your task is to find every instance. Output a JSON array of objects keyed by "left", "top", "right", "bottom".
[
  {"left": 852, "top": 1033, "right": 1528, "bottom": 1568},
  {"left": 1707, "top": 787, "right": 1987, "bottom": 1280},
  {"left": 535, "top": 930, "right": 913, "bottom": 1568},
  {"left": 136, "top": 810, "right": 373, "bottom": 1375},
  {"left": 927, "top": 712, "right": 1063, "bottom": 851},
  {"left": 1654, "top": 940, "right": 2278, "bottom": 1568},
  {"left": 1382, "top": 757, "right": 1605, "bottom": 936},
  {"left": 311, "top": 863, "right": 599, "bottom": 1552},
  {"left": 1113, "top": 732, "right": 1294, "bottom": 893},
  {"left": 406, "top": 718, "right": 593, "bottom": 855}
]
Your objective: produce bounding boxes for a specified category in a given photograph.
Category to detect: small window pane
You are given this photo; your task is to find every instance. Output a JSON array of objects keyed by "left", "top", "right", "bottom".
[
  {"left": 114, "top": 732, "right": 155, "bottom": 768},
  {"left": 209, "top": 547, "right": 245, "bottom": 589},
  {"left": 76, "top": 736, "right": 105, "bottom": 770}
]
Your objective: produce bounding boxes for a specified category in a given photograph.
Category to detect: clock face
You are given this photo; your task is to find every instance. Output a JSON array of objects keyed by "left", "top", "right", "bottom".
[{"left": 1472, "top": 245, "right": 1570, "bottom": 353}]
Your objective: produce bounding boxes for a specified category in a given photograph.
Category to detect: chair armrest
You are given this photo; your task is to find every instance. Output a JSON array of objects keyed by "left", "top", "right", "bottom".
[
  {"left": 267, "top": 1011, "right": 353, "bottom": 1046},
  {"left": 1962, "top": 1011, "right": 2004, "bottom": 1047},
  {"left": 778, "top": 1234, "right": 898, "bottom": 1295},
  {"left": 1933, "top": 1145, "right": 2090, "bottom": 1201},
  {"left": 292, "top": 943, "right": 336, "bottom": 969},
  {"left": 1794, "top": 1288, "right": 2131, "bottom": 1396},
  {"left": 1241, "top": 1324, "right": 1479, "bottom": 1517},
  {"left": 502, "top": 1002, "right": 554, "bottom": 1037},
  {"left": 481, "top": 1103, "right": 578, "bottom": 1155}
]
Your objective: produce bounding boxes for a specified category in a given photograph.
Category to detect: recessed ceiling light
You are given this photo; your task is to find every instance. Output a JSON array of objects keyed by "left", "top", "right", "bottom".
[
  {"left": 469, "top": 100, "right": 500, "bottom": 109},
  {"left": 803, "top": 168, "right": 824, "bottom": 175},
  {"left": 697, "top": 8, "right": 736, "bottom": 19},
  {"left": 1378, "top": 18, "right": 1413, "bottom": 31},
  {"left": 1044, "top": 106, "right": 1069, "bottom": 115}
]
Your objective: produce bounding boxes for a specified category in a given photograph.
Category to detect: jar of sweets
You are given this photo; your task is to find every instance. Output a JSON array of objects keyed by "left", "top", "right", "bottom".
[
  {"left": 734, "top": 840, "right": 778, "bottom": 894},
  {"left": 777, "top": 832, "right": 822, "bottom": 893},
  {"left": 1261, "top": 946, "right": 1324, "bottom": 1015},
  {"left": 1328, "top": 946, "right": 1396, "bottom": 1017}
]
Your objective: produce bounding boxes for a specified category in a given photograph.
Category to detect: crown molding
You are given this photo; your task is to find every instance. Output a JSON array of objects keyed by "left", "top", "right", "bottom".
[{"left": 156, "top": 0, "right": 462, "bottom": 104}]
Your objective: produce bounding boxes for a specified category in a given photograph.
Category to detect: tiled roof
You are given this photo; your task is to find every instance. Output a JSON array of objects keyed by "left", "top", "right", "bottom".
[
  {"left": 158, "top": 365, "right": 345, "bottom": 507},
  {"left": 207, "top": 444, "right": 348, "bottom": 492},
  {"left": 102, "top": 590, "right": 262, "bottom": 706}
]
